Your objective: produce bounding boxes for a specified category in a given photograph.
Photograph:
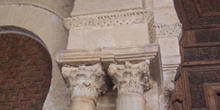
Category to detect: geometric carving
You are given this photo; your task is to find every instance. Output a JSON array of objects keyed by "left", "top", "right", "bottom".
[
  {"left": 0, "top": 33, "right": 52, "bottom": 110},
  {"left": 64, "top": 9, "right": 153, "bottom": 30},
  {"left": 195, "top": 29, "right": 220, "bottom": 43},
  {"left": 154, "top": 23, "right": 182, "bottom": 38},
  {"left": 183, "top": 46, "right": 220, "bottom": 62}
]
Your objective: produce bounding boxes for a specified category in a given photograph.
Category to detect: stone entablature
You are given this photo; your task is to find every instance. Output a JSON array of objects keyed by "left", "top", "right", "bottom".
[{"left": 54, "top": 44, "right": 159, "bottom": 66}]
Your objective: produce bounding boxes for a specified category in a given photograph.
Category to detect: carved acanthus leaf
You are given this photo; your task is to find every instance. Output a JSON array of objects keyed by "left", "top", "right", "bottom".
[
  {"left": 108, "top": 61, "right": 151, "bottom": 95},
  {"left": 62, "top": 63, "right": 106, "bottom": 100}
]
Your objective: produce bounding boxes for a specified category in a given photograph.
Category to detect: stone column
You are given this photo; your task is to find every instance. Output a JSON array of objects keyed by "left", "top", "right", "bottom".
[
  {"left": 61, "top": 63, "right": 106, "bottom": 110},
  {"left": 108, "top": 61, "right": 151, "bottom": 110}
]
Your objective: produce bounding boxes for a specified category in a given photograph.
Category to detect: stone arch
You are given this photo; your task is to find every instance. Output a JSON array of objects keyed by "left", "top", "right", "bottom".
[
  {"left": 0, "top": 26, "right": 47, "bottom": 49},
  {"left": 0, "top": 5, "right": 70, "bottom": 109},
  {"left": 0, "top": 27, "right": 52, "bottom": 110}
]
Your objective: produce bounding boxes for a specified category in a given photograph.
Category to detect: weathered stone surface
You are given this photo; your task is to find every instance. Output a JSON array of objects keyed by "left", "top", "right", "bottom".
[{"left": 0, "top": 0, "right": 74, "bottom": 18}]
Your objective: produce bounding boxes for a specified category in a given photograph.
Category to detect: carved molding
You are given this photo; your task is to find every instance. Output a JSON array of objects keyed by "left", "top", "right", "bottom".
[
  {"left": 61, "top": 63, "right": 106, "bottom": 101},
  {"left": 148, "top": 18, "right": 156, "bottom": 43},
  {"left": 154, "top": 23, "right": 182, "bottom": 39},
  {"left": 54, "top": 44, "right": 159, "bottom": 66},
  {"left": 64, "top": 9, "right": 153, "bottom": 30},
  {"left": 108, "top": 61, "right": 151, "bottom": 95}
]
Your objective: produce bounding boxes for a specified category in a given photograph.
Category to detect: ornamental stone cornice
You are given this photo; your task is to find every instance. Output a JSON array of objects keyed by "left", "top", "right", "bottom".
[
  {"left": 62, "top": 63, "right": 106, "bottom": 101},
  {"left": 64, "top": 9, "right": 153, "bottom": 30},
  {"left": 108, "top": 61, "right": 151, "bottom": 95},
  {"left": 54, "top": 44, "right": 159, "bottom": 67}
]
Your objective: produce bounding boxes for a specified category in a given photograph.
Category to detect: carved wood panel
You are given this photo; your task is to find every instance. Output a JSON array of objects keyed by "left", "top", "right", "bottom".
[
  {"left": 171, "top": 0, "right": 220, "bottom": 109},
  {"left": 0, "top": 33, "right": 52, "bottom": 110},
  {"left": 174, "top": 0, "right": 220, "bottom": 29},
  {"left": 194, "top": 0, "right": 220, "bottom": 17},
  {"left": 203, "top": 83, "right": 220, "bottom": 110},
  {"left": 185, "top": 67, "right": 220, "bottom": 109}
]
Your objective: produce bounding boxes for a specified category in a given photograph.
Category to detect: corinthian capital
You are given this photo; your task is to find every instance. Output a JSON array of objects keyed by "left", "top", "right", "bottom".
[
  {"left": 61, "top": 63, "right": 106, "bottom": 101},
  {"left": 108, "top": 61, "right": 151, "bottom": 95}
]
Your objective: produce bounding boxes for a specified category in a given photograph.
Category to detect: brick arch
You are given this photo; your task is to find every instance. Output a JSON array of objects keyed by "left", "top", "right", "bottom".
[{"left": 0, "top": 32, "right": 52, "bottom": 110}]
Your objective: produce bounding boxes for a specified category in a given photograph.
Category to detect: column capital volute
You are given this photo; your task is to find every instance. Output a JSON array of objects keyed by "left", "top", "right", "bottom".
[
  {"left": 61, "top": 63, "right": 106, "bottom": 102},
  {"left": 108, "top": 61, "right": 151, "bottom": 95}
]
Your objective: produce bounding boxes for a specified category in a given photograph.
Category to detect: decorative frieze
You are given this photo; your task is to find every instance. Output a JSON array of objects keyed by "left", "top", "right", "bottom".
[
  {"left": 61, "top": 63, "right": 106, "bottom": 101},
  {"left": 148, "top": 18, "right": 156, "bottom": 43},
  {"left": 154, "top": 23, "right": 182, "bottom": 38},
  {"left": 64, "top": 9, "right": 153, "bottom": 30},
  {"left": 108, "top": 61, "right": 151, "bottom": 95}
]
